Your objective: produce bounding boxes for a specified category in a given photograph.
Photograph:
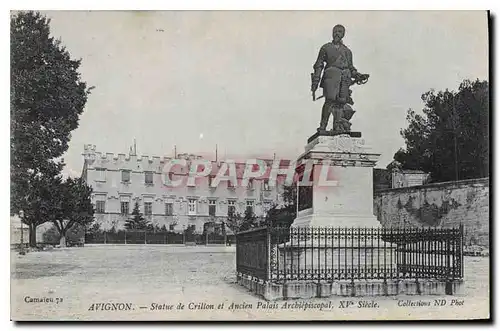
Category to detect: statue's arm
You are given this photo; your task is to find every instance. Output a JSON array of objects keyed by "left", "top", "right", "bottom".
[
  {"left": 346, "top": 48, "right": 358, "bottom": 76},
  {"left": 347, "top": 48, "right": 369, "bottom": 84},
  {"left": 311, "top": 45, "right": 326, "bottom": 91}
]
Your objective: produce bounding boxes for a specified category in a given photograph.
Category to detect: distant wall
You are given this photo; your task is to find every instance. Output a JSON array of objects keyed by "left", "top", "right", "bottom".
[{"left": 374, "top": 178, "right": 489, "bottom": 247}]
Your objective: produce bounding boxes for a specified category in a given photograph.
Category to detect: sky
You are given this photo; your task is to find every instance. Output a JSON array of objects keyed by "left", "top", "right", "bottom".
[{"left": 40, "top": 11, "right": 489, "bottom": 177}]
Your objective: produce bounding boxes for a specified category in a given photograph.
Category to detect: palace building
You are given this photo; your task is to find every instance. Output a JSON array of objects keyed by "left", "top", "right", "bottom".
[{"left": 81, "top": 144, "right": 286, "bottom": 233}]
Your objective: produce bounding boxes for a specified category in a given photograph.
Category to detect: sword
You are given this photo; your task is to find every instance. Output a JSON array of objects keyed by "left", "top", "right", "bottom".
[
  {"left": 312, "top": 90, "right": 324, "bottom": 101},
  {"left": 311, "top": 72, "right": 324, "bottom": 101}
]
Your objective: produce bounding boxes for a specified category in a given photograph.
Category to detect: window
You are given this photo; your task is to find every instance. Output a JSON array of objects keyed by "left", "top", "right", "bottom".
[
  {"left": 145, "top": 171, "right": 153, "bottom": 184},
  {"left": 209, "top": 200, "right": 216, "bottom": 216},
  {"left": 121, "top": 170, "right": 131, "bottom": 183},
  {"left": 96, "top": 168, "right": 106, "bottom": 182},
  {"left": 188, "top": 199, "right": 197, "bottom": 216},
  {"left": 246, "top": 200, "right": 254, "bottom": 214},
  {"left": 165, "top": 202, "right": 173, "bottom": 216},
  {"left": 247, "top": 178, "right": 254, "bottom": 190},
  {"left": 96, "top": 201, "right": 106, "bottom": 214},
  {"left": 227, "top": 200, "right": 236, "bottom": 216},
  {"left": 262, "top": 179, "right": 270, "bottom": 191},
  {"left": 208, "top": 176, "right": 215, "bottom": 188},
  {"left": 169, "top": 223, "right": 175, "bottom": 231},
  {"left": 120, "top": 201, "right": 129, "bottom": 215},
  {"left": 144, "top": 202, "right": 153, "bottom": 216}
]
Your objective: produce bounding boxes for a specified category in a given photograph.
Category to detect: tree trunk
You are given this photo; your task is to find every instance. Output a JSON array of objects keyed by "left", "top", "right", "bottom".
[
  {"left": 59, "top": 235, "right": 67, "bottom": 247},
  {"left": 28, "top": 224, "right": 37, "bottom": 247}
]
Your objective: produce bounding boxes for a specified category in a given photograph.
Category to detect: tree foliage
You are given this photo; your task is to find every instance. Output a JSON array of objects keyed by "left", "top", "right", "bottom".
[
  {"left": 11, "top": 11, "right": 93, "bottom": 245},
  {"left": 265, "top": 184, "right": 297, "bottom": 228},
  {"left": 239, "top": 208, "right": 260, "bottom": 232},
  {"left": 52, "top": 177, "right": 94, "bottom": 246},
  {"left": 394, "top": 79, "right": 489, "bottom": 183},
  {"left": 224, "top": 212, "right": 243, "bottom": 234},
  {"left": 125, "top": 201, "right": 150, "bottom": 231},
  {"left": 43, "top": 223, "right": 85, "bottom": 245},
  {"left": 19, "top": 171, "right": 63, "bottom": 246},
  {"left": 225, "top": 208, "right": 262, "bottom": 233}
]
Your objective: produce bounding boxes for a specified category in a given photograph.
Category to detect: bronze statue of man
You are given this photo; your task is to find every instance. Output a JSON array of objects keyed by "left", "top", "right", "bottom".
[{"left": 311, "top": 25, "right": 369, "bottom": 134}]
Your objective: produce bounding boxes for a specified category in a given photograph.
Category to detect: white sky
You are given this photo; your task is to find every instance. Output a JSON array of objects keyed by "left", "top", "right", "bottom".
[{"left": 40, "top": 11, "right": 488, "bottom": 177}]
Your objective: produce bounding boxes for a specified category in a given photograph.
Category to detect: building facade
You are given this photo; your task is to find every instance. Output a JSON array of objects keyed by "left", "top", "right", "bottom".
[{"left": 82, "top": 145, "right": 285, "bottom": 233}]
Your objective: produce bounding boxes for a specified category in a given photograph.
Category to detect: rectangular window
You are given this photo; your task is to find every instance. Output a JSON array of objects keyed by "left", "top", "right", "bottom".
[
  {"left": 145, "top": 171, "right": 153, "bottom": 184},
  {"left": 262, "top": 179, "right": 270, "bottom": 191},
  {"left": 165, "top": 202, "right": 173, "bottom": 216},
  {"left": 227, "top": 200, "right": 236, "bottom": 216},
  {"left": 120, "top": 201, "right": 129, "bottom": 215},
  {"left": 121, "top": 170, "right": 131, "bottom": 183},
  {"left": 188, "top": 199, "right": 197, "bottom": 216},
  {"left": 209, "top": 200, "right": 216, "bottom": 216},
  {"left": 96, "top": 168, "right": 106, "bottom": 182},
  {"left": 144, "top": 202, "right": 153, "bottom": 216},
  {"left": 247, "top": 178, "right": 254, "bottom": 190},
  {"left": 246, "top": 200, "right": 254, "bottom": 214},
  {"left": 96, "top": 201, "right": 106, "bottom": 214}
]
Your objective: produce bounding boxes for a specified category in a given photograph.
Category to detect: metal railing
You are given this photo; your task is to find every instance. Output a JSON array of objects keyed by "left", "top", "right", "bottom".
[
  {"left": 236, "top": 225, "right": 464, "bottom": 283},
  {"left": 85, "top": 231, "right": 235, "bottom": 246},
  {"left": 236, "top": 227, "right": 269, "bottom": 280}
]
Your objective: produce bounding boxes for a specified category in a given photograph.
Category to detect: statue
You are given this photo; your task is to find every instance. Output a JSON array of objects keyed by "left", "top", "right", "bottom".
[{"left": 311, "top": 25, "right": 369, "bottom": 135}]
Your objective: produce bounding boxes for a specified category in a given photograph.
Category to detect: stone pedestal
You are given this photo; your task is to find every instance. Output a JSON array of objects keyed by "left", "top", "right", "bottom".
[
  {"left": 291, "top": 134, "right": 381, "bottom": 229},
  {"left": 277, "top": 133, "right": 397, "bottom": 285}
]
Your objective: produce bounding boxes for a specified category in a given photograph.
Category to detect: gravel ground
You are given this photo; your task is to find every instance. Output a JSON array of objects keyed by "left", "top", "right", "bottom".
[{"left": 11, "top": 245, "right": 489, "bottom": 321}]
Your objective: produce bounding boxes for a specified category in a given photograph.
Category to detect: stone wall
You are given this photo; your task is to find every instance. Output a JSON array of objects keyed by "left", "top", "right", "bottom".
[{"left": 374, "top": 178, "right": 489, "bottom": 247}]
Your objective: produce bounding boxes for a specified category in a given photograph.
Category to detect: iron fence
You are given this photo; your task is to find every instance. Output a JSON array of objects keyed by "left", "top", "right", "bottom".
[
  {"left": 236, "top": 225, "right": 464, "bottom": 283},
  {"left": 85, "top": 231, "right": 235, "bottom": 245},
  {"left": 236, "top": 227, "right": 269, "bottom": 280}
]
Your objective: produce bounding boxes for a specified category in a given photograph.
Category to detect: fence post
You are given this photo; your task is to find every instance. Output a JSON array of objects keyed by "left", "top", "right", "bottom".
[
  {"left": 266, "top": 226, "right": 271, "bottom": 281},
  {"left": 206, "top": 232, "right": 208, "bottom": 246},
  {"left": 125, "top": 231, "right": 127, "bottom": 245},
  {"left": 104, "top": 232, "right": 107, "bottom": 244},
  {"left": 145, "top": 231, "right": 147, "bottom": 245},
  {"left": 460, "top": 224, "right": 464, "bottom": 278}
]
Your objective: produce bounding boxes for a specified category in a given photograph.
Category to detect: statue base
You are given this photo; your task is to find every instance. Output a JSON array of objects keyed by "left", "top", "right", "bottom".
[
  {"left": 292, "top": 134, "right": 381, "bottom": 229},
  {"left": 308, "top": 130, "right": 362, "bottom": 144}
]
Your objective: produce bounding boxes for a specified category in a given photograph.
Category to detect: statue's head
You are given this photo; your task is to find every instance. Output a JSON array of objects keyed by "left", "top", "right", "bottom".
[{"left": 332, "top": 24, "right": 346, "bottom": 43}]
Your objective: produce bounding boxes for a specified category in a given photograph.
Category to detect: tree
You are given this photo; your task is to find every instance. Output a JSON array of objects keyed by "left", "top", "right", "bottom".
[
  {"left": 394, "top": 79, "right": 489, "bottom": 183},
  {"left": 21, "top": 172, "right": 63, "bottom": 246},
  {"left": 265, "top": 184, "right": 297, "bottom": 228},
  {"left": 85, "top": 221, "right": 102, "bottom": 243},
  {"left": 11, "top": 11, "right": 93, "bottom": 246},
  {"left": 125, "top": 202, "right": 150, "bottom": 231},
  {"left": 225, "top": 212, "right": 243, "bottom": 234},
  {"left": 239, "top": 208, "right": 260, "bottom": 232},
  {"left": 43, "top": 223, "right": 85, "bottom": 246},
  {"left": 52, "top": 177, "right": 94, "bottom": 247},
  {"left": 224, "top": 207, "right": 263, "bottom": 233}
]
